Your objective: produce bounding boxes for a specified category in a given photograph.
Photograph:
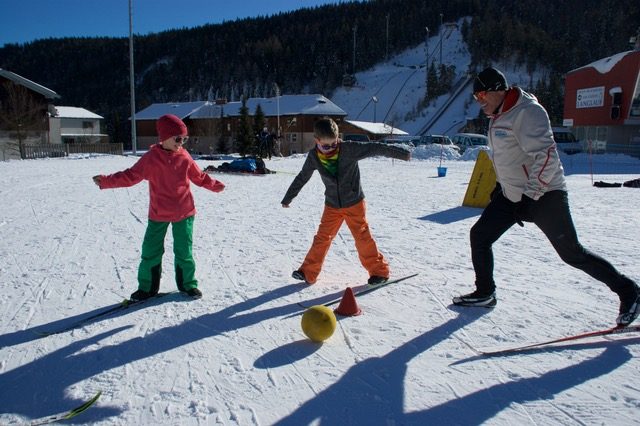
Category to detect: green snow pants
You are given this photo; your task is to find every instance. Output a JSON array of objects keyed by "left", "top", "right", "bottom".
[{"left": 137, "top": 216, "right": 198, "bottom": 293}]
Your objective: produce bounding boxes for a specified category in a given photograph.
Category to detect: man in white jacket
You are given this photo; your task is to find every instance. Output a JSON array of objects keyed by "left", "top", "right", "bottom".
[{"left": 453, "top": 67, "right": 639, "bottom": 327}]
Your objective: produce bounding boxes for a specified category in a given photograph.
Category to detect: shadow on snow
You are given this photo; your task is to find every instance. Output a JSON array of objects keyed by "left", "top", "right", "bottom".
[{"left": 0, "top": 282, "right": 305, "bottom": 422}]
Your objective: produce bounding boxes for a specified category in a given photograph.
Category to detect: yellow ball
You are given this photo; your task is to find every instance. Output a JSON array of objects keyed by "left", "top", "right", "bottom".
[{"left": 301, "top": 305, "right": 337, "bottom": 342}]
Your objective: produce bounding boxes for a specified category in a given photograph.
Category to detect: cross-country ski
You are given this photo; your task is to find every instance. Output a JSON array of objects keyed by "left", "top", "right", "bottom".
[
  {"left": 478, "top": 325, "right": 640, "bottom": 356},
  {"left": 34, "top": 292, "right": 177, "bottom": 337},
  {"left": 297, "top": 273, "right": 419, "bottom": 309},
  {"left": 26, "top": 391, "right": 101, "bottom": 425}
]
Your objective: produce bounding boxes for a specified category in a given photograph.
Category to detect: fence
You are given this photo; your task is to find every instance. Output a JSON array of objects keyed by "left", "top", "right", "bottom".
[
  {"left": 561, "top": 141, "right": 640, "bottom": 177},
  {"left": 21, "top": 143, "right": 123, "bottom": 159}
]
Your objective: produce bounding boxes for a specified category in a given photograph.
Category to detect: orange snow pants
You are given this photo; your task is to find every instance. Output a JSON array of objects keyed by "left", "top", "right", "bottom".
[{"left": 299, "top": 199, "right": 389, "bottom": 284}]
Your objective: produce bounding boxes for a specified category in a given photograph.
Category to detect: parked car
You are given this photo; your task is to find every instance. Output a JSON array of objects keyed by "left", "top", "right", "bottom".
[
  {"left": 342, "top": 133, "right": 370, "bottom": 142},
  {"left": 451, "top": 133, "right": 488, "bottom": 153},
  {"left": 552, "top": 127, "right": 583, "bottom": 154},
  {"left": 379, "top": 135, "right": 419, "bottom": 147},
  {"left": 419, "top": 134, "right": 460, "bottom": 152}
]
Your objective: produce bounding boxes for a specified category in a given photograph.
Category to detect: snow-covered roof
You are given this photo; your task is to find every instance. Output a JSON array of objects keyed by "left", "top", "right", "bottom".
[
  {"left": 346, "top": 120, "right": 409, "bottom": 135},
  {"left": 133, "top": 101, "right": 210, "bottom": 120},
  {"left": 569, "top": 50, "right": 636, "bottom": 74},
  {"left": 149, "top": 95, "right": 347, "bottom": 120},
  {"left": 60, "top": 132, "right": 108, "bottom": 137},
  {"left": 0, "top": 68, "right": 60, "bottom": 99},
  {"left": 54, "top": 106, "right": 103, "bottom": 119}
]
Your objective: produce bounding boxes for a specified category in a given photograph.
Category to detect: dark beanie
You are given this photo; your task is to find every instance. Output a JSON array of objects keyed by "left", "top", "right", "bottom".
[
  {"left": 473, "top": 67, "right": 508, "bottom": 93},
  {"left": 156, "top": 114, "right": 188, "bottom": 141}
]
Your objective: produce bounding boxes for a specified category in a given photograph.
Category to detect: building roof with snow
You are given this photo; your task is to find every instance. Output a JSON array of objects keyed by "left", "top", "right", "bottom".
[
  {"left": 0, "top": 68, "right": 60, "bottom": 99},
  {"left": 345, "top": 120, "right": 408, "bottom": 135},
  {"left": 133, "top": 101, "right": 210, "bottom": 120},
  {"left": 568, "top": 50, "right": 637, "bottom": 75},
  {"left": 53, "top": 106, "right": 103, "bottom": 119},
  {"left": 135, "top": 95, "right": 347, "bottom": 121},
  {"left": 191, "top": 94, "right": 346, "bottom": 119}
]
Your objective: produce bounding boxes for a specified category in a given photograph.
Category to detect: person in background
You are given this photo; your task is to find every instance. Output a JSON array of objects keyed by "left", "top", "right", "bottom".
[
  {"left": 282, "top": 117, "right": 411, "bottom": 285},
  {"left": 93, "top": 114, "right": 225, "bottom": 301},
  {"left": 258, "top": 127, "right": 270, "bottom": 159},
  {"left": 453, "top": 66, "right": 639, "bottom": 327}
]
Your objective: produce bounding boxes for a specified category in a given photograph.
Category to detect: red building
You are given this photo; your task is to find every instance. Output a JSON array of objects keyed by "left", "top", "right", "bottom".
[{"left": 563, "top": 49, "right": 640, "bottom": 154}]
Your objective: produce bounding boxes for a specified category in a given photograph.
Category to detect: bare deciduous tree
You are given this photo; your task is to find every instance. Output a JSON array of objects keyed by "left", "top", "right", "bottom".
[{"left": 0, "top": 81, "right": 48, "bottom": 159}]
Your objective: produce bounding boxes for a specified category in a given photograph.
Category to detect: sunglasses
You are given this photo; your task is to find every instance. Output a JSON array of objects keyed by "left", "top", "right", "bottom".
[
  {"left": 318, "top": 142, "right": 338, "bottom": 151},
  {"left": 174, "top": 136, "right": 189, "bottom": 143},
  {"left": 472, "top": 91, "right": 488, "bottom": 101}
]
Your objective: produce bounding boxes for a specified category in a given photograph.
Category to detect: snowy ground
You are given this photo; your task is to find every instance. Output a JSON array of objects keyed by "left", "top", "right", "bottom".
[{"left": 1, "top": 149, "right": 640, "bottom": 425}]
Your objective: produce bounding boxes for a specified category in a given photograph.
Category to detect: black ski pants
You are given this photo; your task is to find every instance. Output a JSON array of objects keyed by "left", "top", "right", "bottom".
[{"left": 470, "top": 189, "right": 636, "bottom": 298}]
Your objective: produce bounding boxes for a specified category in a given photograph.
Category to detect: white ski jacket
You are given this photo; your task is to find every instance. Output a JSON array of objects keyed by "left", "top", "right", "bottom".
[{"left": 488, "top": 87, "right": 567, "bottom": 202}]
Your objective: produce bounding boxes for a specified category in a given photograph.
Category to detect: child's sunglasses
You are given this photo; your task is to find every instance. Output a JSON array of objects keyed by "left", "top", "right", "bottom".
[
  {"left": 319, "top": 142, "right": 337, "bottom": 150},
  {"left": 174, "top": 136, "right": 189, "bottom": 143}
]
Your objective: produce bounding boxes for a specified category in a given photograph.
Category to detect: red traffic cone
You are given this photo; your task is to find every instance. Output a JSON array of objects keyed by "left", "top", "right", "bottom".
[{"left": 334, "top": 287, "right": 362, "bottom": 316}]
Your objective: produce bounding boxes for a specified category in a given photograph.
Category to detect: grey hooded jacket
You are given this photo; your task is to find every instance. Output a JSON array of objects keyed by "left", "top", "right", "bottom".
[{"left": 281, "top": 141, "right": 410, "bottom": 208}]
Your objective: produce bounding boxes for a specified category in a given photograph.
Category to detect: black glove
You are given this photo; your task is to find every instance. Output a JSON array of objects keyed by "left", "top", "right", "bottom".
[
  {"left": 490, "top": 182, "right": 502, "bottom": 202},
  {"left": 514, "top": 194, "right": 535, "bottom": 227}
]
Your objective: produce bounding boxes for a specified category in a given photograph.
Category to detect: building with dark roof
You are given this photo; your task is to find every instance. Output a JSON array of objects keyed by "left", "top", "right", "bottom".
[{"left": 133, "top": 95, "right": 348, "bottom": 154}]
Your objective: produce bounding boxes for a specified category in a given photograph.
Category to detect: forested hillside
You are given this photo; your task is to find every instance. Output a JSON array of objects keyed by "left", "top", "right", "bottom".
[{"left": 1, "top": 0, "right": 637, "bottom": 144}]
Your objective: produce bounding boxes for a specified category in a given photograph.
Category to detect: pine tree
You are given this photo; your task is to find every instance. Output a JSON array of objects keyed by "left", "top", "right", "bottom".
[
  {"left": 237, "top": 97, "right": 253, "bottom": 157},
  {"left": 253, "top": 103, "right": 266, "bottom": 157},
  {"left": 425, "top": 62, "right": 438, "bottom": 102}
]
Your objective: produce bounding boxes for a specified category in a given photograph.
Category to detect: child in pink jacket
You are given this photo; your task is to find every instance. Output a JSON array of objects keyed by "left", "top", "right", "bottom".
[{"left": 93, "top": 114, "right": 225, "bottom": 301}]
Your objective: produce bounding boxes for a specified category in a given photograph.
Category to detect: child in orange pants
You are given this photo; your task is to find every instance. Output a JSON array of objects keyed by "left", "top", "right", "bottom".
[{"left": 281, "top": 118, "right": 410, "bottom": 284}]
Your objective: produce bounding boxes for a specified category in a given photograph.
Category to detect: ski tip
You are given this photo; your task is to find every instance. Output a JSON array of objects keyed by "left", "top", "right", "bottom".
[{"left": 63, "top": 391, "right": 103, "bottom": 420}]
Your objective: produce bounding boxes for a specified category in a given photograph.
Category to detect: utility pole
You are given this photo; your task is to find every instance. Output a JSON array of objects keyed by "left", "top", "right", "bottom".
[
  {"left": 425, "top": 27, "right": 429, "bottom": 66},
  {"left": 385, "top": 14, "right": 390, "bottom": 61},
  {"left": 425, "top": 27, "right": 430, "bottom": 99},
  {"left": 352, "top": 24, "right": 358, "bottom": 74},
  {"left": 439, "top": 13, "right": 443, "bottom": 65},
  {"left": 274, "top": 83, "right": 280, "bottom": 137},
  {"left": 372, "top": 96, "right": 378, "bottom": 122},
  {"left": 128, "top": 0, "right": 137, "bottom": 154}
]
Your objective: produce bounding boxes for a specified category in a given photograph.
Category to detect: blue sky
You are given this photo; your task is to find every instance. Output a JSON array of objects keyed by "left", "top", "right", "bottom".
[{"left": 0, "top": 0, "right": 350, "bottom": 47}]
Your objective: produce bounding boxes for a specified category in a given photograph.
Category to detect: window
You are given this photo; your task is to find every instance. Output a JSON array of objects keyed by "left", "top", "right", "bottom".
[
  {"left": 82, "top": 121, "right": 94, "bottom": 129},
  {"left": 597, "top": 127, "right": 607, "bottom": 141},
  {"left": 631, "top": 70, "right": 640, "bottom": 117}
]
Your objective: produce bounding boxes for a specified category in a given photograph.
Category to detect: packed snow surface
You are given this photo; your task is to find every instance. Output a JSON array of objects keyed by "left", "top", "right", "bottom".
[{"left": 1, "top": 148, "right": 639, "bottom": 425}]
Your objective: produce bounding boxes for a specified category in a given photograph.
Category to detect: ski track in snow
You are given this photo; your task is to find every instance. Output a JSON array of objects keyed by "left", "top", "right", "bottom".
[{"left": 0, "top": 153, "right": 639, "bottom": 425}]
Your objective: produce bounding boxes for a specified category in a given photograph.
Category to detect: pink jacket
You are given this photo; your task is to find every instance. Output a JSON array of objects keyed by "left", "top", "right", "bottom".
[{"left": 99, "top": 144, "right": 225, "bottom": 222}]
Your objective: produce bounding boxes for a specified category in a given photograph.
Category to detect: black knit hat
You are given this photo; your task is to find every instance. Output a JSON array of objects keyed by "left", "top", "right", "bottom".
[{"left": 473, "top": 67, "right": 508, "bottom": 93}]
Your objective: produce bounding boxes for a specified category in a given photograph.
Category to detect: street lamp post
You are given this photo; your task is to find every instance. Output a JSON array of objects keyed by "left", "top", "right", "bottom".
[
  {"left": 352, "top": 24, "right": 358, "bottom": 74},
  {"left": 372, "top": 96, "right": 378, "bottom": 122},
  {"left": 385, "top": 14, "right": 390, "bottom": 62},
  {"left": 425, "top": 27, "right": 429, "bottom": 66},
  {"left": 439, "top": 13, "right": 443, "bottom": 65},
  {"left": 274, "top": 83, "right": 280, "bottom": 137},
  {"left": 425, "top": 27, "right": 430, "bottom": 99},
  {"left": 128, "top": 0, "right": 137, "bottom": 154}
]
